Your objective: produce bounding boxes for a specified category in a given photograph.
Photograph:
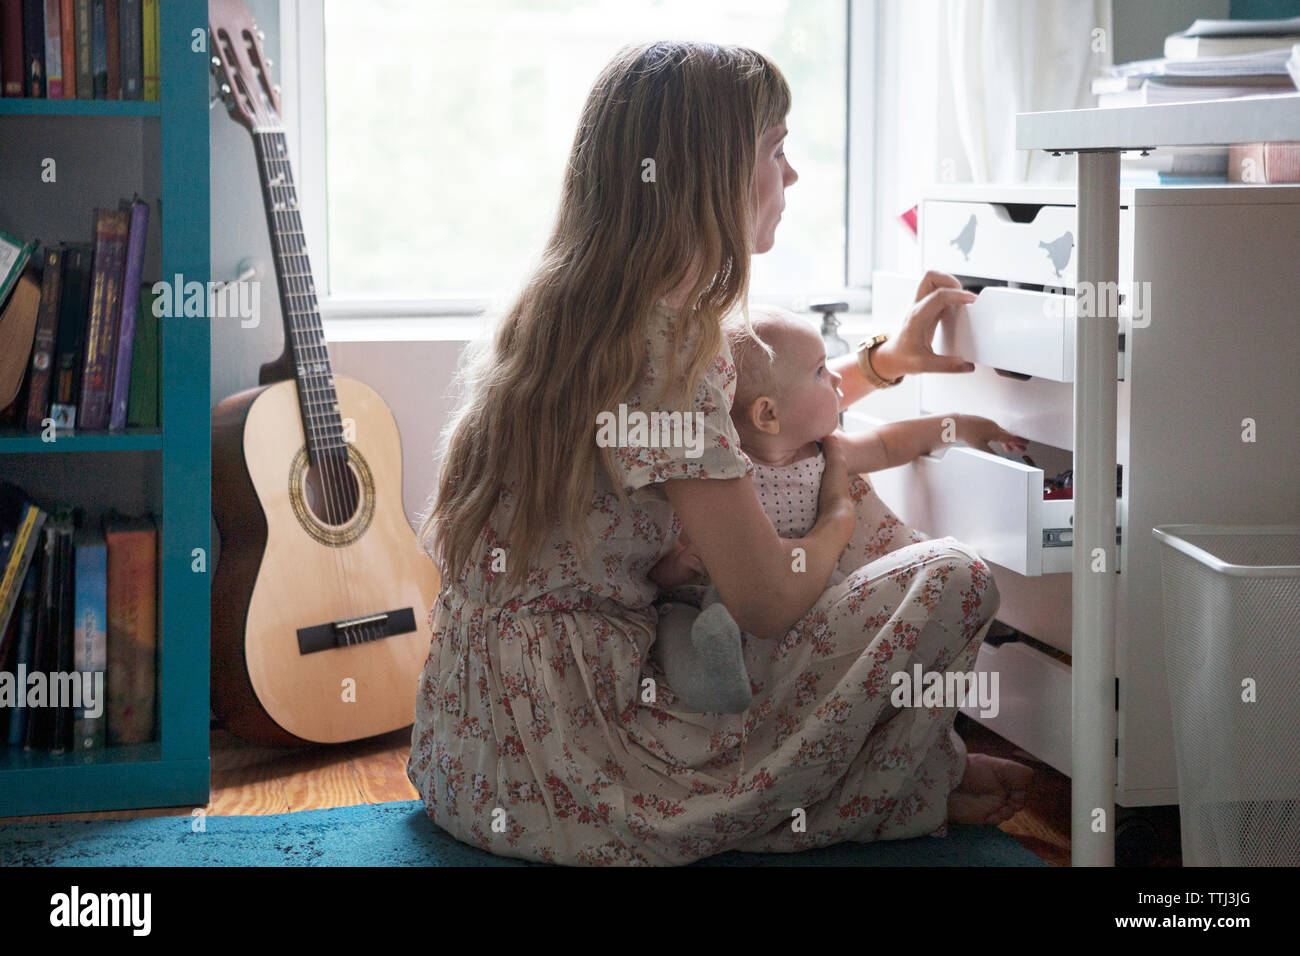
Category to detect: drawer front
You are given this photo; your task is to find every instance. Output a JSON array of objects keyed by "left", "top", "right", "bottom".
[
  {"left": 961, "top": 639, "right": 1072, "bottom": 777},
  {"left": 919, "top": 363, "right": 1074, "bottom": 451},
  {"left": 940, "top": 285, "right": 1075, "bottom": 382},
  {"left": 845, "top": 418, "right": 1074, "bottom": 576},
  {"left": 922, "top": 199, "right": 1133, "bottom": 288}
]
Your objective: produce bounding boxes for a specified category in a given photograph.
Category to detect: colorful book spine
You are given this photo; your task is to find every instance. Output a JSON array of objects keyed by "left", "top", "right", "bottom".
[
  {"left": 49, "top": 516, "right": 74, "bottom": 753},
  {"left": 0, "top": 229, "right": 37, "bottom": 304},
  {"left": 108, "top": 200, "right": 148, "bottom": 430},
  {"left": 139, "top": 0, "right": 154, "bottom": 100},
  {"left": 117, "top": 0, "right": 137, "bottom": 99},
  {"left": 72, "top": 530, "right": 106, "bottom": 751},
  {"left": 24, "top": 246, "right": 63, "bottom": 431},
  {"left": 5, "top": 562, "right": 40, "bottom": 747},
  {"left": 102, "top": 0, "right": 116, "bottom": 98},
  {"left": 88, "top": 0, "right": 103, "bottom": 98},
  {"left": 49, "top": 243, "right": 91, "bottom": 430},
  {"left": 21, "top": 0, "right": 44, "bottom": 97},
  {"left": 126, "top": 283, "right": 157, "bottom": 427},
  {"left": 58, "top": 0, "right": 73, "bottom": 96},
  {"left": 42, "top": 0, "right": 60, "bottom": 97},
  {"left": 0, "top": 500, "right": 46, "bottom": 642},
  {"left": 105, "top": 513, "right": 155, "bottom": 745},
  {"left": 1, "top": 0, "right": 23, "bottom": 96},
  {"left": 72, "top": 0, "right": 89, "bottom": 99},
  {"left": 77, "top": 208, "right": 129, "bottom": 430}
]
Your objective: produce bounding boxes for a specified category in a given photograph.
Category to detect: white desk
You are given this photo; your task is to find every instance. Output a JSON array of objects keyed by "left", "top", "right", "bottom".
[{"left": 1015, "top": 92, "right": 1300, "bottom": 866}]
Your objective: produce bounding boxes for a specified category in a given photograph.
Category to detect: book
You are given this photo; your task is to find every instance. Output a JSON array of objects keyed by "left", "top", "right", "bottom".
[
  {"left": 1228, "top": 142, "right": 1300, "bottom": 184},
  {"left": 77, "top": 207, "right": 130, "bottom": 430},
  {"left": 104, "top": 512, "right": 155, "bottom": 745},
  {"left": 0, "top": 268, "right": 40, "bottom": 411},
  {"left": 139, "top": 0, "right": 153, "bottom": 99},
  {"left": 23, "top": 522, "right": 57, "bottom": 749},
  {"left": 72, "top": 526, "right": 106, "bottom": 751},
  {"left": 108, "top": 198, "right": 148, "bottom": 430},
  {"left": 88, "top": 0, "right": 103, "bottom": 98},
  {"left": 1166, "top": 17, "right": 1300, "bottom": 60},
  {"left": 21, "top": 0, "right": 43, "bottom": 96},
  {"left": 58, "top": 0, "right": 73, "bottom": 96},
  {"left": 49, "top": 242, "right": 91, "bottom": 430},
  {"left": 1, "top": 0, "right": 23, "bottom": 96},
  {"left": 117, "top": 0, "right": 137, "bottom": 98},
  {"left": 24, "top": 245, "right": 63, "bottom": 431},
  {"left": 126, "top": 282, "right": 158, "bottom": 427},
  {"left": 72, "top": 0, "right": 88, "bottom": 99},
  {"left": 0, "top": 228, "right": 37, "bottom": 305},
  {"left": 49, "top": 512, "right": 74, "bottom": 753},
  {"left": 5, "top": 561, "right": 41, "bottom": 747},
  {"left": 42, "top": 0, "right": 60, "bottom": 97},
  {"left": 0, "top": 482, "right": 48, "bottom": 662},
  {"left": 102, "top": 0, "right": 116, "bottom": 98}
]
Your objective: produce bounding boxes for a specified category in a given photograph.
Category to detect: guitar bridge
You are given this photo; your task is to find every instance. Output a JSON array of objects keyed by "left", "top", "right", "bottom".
[{"left": 296, "top": 607, "right": 419, "bottom": 654}]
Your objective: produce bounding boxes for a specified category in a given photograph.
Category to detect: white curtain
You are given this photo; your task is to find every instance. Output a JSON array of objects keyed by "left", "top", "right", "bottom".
[{"left": 873, "top": 0, "right": 1113, "bottom": 273}]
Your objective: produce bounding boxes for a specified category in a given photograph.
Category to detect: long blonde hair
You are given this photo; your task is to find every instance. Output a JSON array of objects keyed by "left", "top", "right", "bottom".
[{"left": 420, "top": 41, "right": 791, "bottom": 591}]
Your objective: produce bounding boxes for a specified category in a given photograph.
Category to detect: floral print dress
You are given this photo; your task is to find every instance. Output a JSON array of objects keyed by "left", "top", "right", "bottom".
[{"left": 407, "top": 301, "right": 1002, "bottom": 866}]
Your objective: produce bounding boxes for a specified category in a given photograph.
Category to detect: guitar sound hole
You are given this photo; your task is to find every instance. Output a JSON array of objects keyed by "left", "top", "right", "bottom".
[{"left": 303, "top": 459, "right": 361, "bottom": 527}]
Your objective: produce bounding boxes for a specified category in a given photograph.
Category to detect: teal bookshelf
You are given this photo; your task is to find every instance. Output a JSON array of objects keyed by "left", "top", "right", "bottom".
[{"left": 0, "top": 0, "right": 210, "bottom": 816}]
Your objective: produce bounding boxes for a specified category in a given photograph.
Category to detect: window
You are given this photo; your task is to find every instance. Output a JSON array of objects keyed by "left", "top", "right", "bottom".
[{"left": 290, "top": 0, "right": 869, "bottom": 317}]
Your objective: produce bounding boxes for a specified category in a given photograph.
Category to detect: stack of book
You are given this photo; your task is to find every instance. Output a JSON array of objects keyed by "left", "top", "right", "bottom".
[
  {"left": 1094, "top": 16, "right": 1300, "bottom": 185},
  {"left": 1094, "top": 15, "right": 1299, "bottom": 106},
  {"left": 0, "top": 0, "right": 159, "bottom": 100},
  {"left": 0, "top": 481, "right": 158, "bottom": 755},
  {"left": 0, "top": 199, "right": 160, "bottom": 433}
]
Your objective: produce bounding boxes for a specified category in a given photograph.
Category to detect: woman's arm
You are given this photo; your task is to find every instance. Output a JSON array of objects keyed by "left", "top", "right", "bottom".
[{"left": 662, "top": 437, "right": 857, "bottom": 641}]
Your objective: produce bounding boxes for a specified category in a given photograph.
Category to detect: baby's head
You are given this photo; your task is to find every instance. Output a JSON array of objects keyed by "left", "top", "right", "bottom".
[{"left": 723, "top": 304, "right": 843, "bottom": 454}]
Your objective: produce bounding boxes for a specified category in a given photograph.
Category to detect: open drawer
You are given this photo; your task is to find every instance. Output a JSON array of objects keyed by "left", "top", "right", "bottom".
[
  {"left": 874, "top": 270, "right": 1128, "bottom": 385},
  {"left": 844, "top": 413, "right": 1122, "bottom": 577}
]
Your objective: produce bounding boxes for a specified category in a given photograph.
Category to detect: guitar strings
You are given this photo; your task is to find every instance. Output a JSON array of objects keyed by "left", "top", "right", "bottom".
[{"left": 261, "top": 131, "right": 366, "bottom": 646}]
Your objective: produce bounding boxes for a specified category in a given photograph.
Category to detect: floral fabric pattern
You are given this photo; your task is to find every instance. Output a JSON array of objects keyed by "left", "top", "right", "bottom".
[{"left": 407, "top": 303, "right": 1001, "bottom": 865}]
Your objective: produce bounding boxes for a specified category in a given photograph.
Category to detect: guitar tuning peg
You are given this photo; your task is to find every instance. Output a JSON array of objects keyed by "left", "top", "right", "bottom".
[
  {"left": 221, "top": 83, "right": 232, "bottom": 95},
  {"left": 273, "top": 84, "right": 281, "bottom": 95},
  {"left": 210, "top": 56, "right": 221, "bottom": 67},
  {"left": 265, "top": 58, "right": 273, "bottom": 69},
  {"left": 257, "top": 29, "right": 265, "bottom": 41}
]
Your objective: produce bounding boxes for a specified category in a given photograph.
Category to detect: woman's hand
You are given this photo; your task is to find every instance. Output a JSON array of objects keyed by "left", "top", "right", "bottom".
[
  {"left": 870, "top": 270, "right": 979, "bottom": 380},
  {"left": 818, "top": 432, "right": 857, "bottom": 527},
  {"left": 649, "top": 531, "right": 707, "bottom": 588}
]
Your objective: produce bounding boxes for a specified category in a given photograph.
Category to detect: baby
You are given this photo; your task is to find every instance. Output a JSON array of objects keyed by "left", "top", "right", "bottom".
[{"left": 648, "top": 305, "right": 1026, "bottom": 713}]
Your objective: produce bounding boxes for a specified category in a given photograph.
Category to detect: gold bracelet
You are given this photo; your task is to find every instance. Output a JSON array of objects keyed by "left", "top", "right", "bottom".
[{"left": 856, "top": 334, "right": 905, "bottom": 388}]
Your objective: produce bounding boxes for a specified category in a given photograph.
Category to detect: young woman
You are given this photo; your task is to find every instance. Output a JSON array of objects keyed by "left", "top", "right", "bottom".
[{"left": 409, "top": 40, "right": 1033, "bottom": 866}]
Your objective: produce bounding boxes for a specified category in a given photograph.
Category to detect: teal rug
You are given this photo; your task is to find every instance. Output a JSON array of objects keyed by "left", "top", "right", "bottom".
[{"left": 1, "top": 800, "right": 1046, "bottom": 866}]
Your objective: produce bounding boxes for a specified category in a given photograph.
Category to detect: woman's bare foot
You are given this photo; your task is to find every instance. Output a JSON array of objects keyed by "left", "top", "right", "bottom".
[{"left": 946, "top": 753, "right": 1034, "bottom": 826}]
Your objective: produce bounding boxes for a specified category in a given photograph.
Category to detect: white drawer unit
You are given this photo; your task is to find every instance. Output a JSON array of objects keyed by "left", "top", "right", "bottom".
[{"left": 856, "top": 183, "right": 1300, "bottom": 809}]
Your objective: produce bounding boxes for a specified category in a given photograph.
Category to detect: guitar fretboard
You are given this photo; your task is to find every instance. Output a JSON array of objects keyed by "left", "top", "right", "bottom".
[{"left": 252, "top": 130, "right": 347, "bottom": 462}]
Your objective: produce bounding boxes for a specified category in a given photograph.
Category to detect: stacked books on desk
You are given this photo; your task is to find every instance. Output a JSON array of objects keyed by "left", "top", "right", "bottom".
[
  {"left": 1095, "top": 16, "right": 1299, "bottom": 107},
  {"left": 1097, "top": 17, "right": 1300, "bottom": 185}
]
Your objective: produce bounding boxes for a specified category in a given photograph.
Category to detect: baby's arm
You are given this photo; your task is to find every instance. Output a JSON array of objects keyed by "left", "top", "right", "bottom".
[{"left": 840, "top": 413, "right": 1027, "bottom": 473}]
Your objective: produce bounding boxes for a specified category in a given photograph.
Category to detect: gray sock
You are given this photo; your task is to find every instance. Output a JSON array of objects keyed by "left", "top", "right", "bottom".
[{"left": 653, "top": 584, "right": 752, "bottom": 714}]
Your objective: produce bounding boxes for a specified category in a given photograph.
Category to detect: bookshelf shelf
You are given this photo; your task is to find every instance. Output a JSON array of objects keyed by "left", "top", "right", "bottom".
[
  {"left": 0, "top": 100, "right": 162, "bottom": 118},
  {"left": 0, "top": 0, "right": 210, "bottom": 818},
  {"left": 0, "top": 429, "right": 163, "bottom": 453}
]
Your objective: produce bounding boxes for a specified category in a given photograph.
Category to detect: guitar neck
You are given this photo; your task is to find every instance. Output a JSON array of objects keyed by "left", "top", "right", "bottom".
[{"left": 251, "top": 128, "right": 346, "bottom": 463}]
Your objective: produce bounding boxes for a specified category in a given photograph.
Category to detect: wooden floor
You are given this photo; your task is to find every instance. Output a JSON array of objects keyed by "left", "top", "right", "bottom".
[{"left": 0, "top": 713, "right": 1108, "bottom": 866}]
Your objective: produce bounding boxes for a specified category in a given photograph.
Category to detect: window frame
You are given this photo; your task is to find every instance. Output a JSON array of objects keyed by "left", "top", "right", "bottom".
[{"left": 283, "top": 0, "right": 876, "bottom": 320}]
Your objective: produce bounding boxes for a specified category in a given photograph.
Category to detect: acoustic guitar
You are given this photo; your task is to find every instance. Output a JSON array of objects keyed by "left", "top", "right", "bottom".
[{"left": 208, "top": 0, "right": 440, "bottom": 745}]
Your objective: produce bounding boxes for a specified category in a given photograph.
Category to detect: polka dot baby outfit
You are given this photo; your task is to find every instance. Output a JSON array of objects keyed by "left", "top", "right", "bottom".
[{"left": 407, "top": 299, "right": 1002, "bottom": 865}]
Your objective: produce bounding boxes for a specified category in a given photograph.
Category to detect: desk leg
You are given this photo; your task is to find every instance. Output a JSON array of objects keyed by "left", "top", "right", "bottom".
[{"left": 1072, "top": 150, "right": 1120, "bottom": 867}]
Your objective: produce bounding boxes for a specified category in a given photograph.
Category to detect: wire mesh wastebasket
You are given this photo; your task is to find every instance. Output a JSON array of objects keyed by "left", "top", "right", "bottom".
[{"left": 1152, "top": 525, "right": 1300, "bottom": 867}]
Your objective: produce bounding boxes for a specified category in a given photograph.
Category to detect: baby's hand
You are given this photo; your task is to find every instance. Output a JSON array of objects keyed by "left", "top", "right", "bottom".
[
  {"left": 954, "top": 415, "right": 1028, "bottom": 454},
  {"left": 649, "top": 532, "right": 707, "bottom": 588}
]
